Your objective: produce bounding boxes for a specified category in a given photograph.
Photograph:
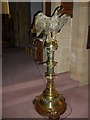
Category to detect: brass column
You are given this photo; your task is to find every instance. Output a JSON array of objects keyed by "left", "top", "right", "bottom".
[{"left": 33, "top": 40, "right": 66, "bottom": 119}]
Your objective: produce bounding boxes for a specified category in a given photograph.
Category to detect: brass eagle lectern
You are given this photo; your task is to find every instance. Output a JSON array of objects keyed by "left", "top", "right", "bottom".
[{"left": 33, "top": 5, "right": 68, "bottom": 119}]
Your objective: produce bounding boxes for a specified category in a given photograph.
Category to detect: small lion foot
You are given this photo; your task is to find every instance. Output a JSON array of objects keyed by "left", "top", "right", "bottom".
[
  {"left": 49, "top": 110, "right": 60, "bottom": 120},
  {"left": 49, "top": 115, "right": 60, "bottom": 120}
]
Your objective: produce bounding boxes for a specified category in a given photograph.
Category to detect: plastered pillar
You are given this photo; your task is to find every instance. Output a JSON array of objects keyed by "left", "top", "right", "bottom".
[{"left": 70, "top": 2, "right": 88, "bottom": 85}]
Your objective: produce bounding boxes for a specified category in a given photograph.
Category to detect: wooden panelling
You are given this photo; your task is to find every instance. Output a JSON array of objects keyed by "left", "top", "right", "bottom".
[
  {"left": 35, "top": 39, "right": 43, "bottom": 63},
  {"left": 61, "top": 2, "right": 73, "bottom": 17},
  {"left": 45, "top": 2, "right": 51, "bottom": 16}
]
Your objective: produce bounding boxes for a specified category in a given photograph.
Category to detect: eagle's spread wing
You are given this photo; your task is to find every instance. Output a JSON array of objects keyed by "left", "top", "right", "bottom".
[
  {"left": 35, "top": 12, "right": 48, "bottom": 37},
  {"left": 59, "top": 14, "right": 68, "bottom": 31}
]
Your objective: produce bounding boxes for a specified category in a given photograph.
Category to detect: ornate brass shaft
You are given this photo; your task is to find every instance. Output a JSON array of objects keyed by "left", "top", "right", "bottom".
[
  {"left": 33, "top": 5, "right": 68, "bottom": 119},
  {"left": 33, "top": 40, "right": 66, "bottom": 119}
]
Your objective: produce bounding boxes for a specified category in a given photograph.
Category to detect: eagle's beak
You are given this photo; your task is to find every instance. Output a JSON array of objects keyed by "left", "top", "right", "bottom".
[{"left": 58, "top": 5, "right": 64, "bottom": 14}]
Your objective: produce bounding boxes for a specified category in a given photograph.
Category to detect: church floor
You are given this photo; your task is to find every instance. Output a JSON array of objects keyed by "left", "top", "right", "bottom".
[{"left": 2, "top": 48, "right": 88, "bottom": 119}]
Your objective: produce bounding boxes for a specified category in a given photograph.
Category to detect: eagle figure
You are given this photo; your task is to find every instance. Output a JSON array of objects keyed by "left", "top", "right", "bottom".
[{"left": 33, "top": 5, "right": 68, "bottom": 41}]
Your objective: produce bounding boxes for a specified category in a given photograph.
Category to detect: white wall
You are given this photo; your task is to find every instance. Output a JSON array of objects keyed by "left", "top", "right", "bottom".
[{"left": 70, "top": 2, "right": 88, "bottom": 85}]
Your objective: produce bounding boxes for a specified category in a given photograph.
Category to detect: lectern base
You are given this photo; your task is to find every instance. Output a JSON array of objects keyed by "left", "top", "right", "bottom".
[{"left": 33, "top": 92, "right": 66, "bottom": 119}]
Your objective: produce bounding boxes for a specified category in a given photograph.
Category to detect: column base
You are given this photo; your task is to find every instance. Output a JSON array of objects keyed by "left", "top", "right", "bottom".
[{"left": 33, "top": 92, "right": 66, "bottom": 119}]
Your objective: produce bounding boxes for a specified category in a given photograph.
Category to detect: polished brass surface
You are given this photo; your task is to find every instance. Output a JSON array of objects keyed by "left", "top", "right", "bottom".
[
  {"left": 33, "top": 40, "right": 66, "bottom": 119},
  {"left": 33, "top": 5, "right": 68, "bottom": 119}
]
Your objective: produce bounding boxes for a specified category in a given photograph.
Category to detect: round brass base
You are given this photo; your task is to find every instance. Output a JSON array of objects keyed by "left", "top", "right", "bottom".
[{"left": 33, "top": 93, "right": 66, "bottom": 119}]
